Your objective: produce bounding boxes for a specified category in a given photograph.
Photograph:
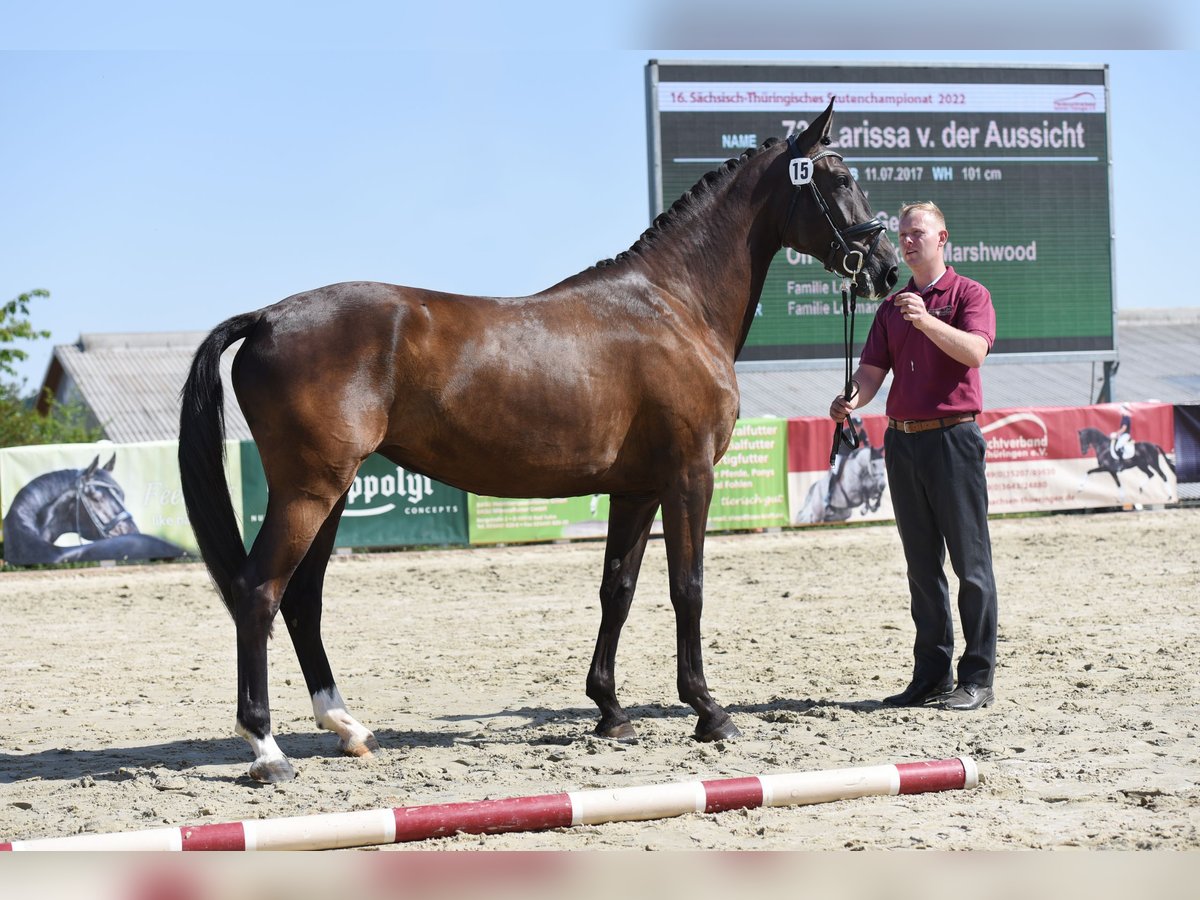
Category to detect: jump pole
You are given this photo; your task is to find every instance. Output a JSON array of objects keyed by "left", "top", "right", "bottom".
[{"left": 1, "top": 755, "right": 978, "bottom": 851}]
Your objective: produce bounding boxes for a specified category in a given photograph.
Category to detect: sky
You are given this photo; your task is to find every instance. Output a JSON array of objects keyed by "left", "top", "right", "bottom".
[{"left": 3, "top": 4, "right": 1199, "bottom": 391}]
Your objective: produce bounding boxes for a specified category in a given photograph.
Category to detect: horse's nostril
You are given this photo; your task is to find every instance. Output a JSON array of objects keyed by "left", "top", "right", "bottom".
[{"left": 885, "top": 266, "right": 899, "bottom": 289}]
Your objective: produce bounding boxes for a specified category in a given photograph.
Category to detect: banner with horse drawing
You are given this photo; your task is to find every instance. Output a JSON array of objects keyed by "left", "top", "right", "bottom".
[
  {"left": 786, "top": 402, "right": 1177, "bottom": 524},
  {"left": 981, "top": 402, "right": 1176, "bottom": 511},
  {"left": 0, "top": 441, "right": 236, "bottom": 566},
  {"left": 788, "top": 413, "right": 893, "bottom": 526}
]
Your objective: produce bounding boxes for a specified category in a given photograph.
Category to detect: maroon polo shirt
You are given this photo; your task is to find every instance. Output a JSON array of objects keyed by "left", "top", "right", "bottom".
[{"left": 859, "top": 266, "right": 996, "bottom": 421}]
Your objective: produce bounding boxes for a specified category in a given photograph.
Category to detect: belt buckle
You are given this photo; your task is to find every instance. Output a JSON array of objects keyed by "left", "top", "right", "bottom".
[{"left": 902, "top": 419, "right": 918, "bottom": 433}]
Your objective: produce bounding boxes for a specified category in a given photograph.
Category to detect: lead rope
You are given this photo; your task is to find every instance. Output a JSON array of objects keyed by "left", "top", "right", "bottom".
[{"left": 829, "top": 277, "right": 861, "bottom": 466}]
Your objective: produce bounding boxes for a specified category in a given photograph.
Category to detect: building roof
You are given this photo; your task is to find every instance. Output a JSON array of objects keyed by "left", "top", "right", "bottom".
[
  {"left": 36, "top": 308, "right": 1200, "bottom": 444},
  {"left": 40, "top": 331, "right": 252, "bottom": 443}
]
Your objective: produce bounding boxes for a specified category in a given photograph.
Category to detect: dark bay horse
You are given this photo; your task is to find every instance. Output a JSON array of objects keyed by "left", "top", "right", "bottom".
[
  {"left": 179, "top": 101, "right": 899, "bottom": 782},
  {"left": 1078, "top": 426, "right": 1175, "bottom": 499},
  {"left": 2, "top": 454, "right": 186, "bottom": 565}
]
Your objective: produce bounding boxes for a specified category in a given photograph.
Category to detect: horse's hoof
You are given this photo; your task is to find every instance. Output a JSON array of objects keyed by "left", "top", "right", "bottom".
[
  {"left": 249, "top": 757, "right": 296, "bottom": 783},
  {"left": 340, "top": 733, "right": 379, "bottom": 759},
  {"left": 695, "top": 715, "right": 741, "bottom": 743},
  {"left": 595, "top": 719, "right": 638, "bottom": 742}
]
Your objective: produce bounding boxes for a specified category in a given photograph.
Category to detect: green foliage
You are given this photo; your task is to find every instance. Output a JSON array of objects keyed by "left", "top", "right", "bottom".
[
  {"left": 0, "top": 289, "right": 52, "bottom": 381},
  {"left": 0, "top": 384, "right": 103, "bottom": 447},
  {"left": 1, "top": 290, "right": 104, "bottom": 448}
]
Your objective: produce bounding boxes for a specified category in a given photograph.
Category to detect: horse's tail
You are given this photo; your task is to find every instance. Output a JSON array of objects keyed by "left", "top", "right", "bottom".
[
  {"left": 1158, "top": 445, "right": 1177, "bottom": 473},
  {"left": 178, "top": 311, "right": 262, "bottom": 618}
]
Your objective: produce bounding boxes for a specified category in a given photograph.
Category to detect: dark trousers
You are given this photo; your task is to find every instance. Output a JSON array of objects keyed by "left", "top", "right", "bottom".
[{"left": 884, "top": 421, "right": 998, "bottom": 687}]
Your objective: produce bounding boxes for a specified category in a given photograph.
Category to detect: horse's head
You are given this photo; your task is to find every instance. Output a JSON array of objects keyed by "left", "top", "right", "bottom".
[
  {"left": 1078, "top": 427, "right": 1103, "bottom": 455},
  {"left": 72, "top": 454, "right": 137, "bottom": 540},
  {"left": 782, "top": 101, "right": 899, "bottom": 299}
]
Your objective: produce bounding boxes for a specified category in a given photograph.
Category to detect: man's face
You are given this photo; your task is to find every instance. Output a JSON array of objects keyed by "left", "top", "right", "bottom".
[{"left": 898, "top": 210, "right": 946, "bottom": 272}]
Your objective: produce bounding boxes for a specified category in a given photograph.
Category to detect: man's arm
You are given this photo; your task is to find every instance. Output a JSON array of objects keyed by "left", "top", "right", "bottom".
[
  {"left": 830, "top": 363, "right": 887, "bottom": 422},
  {"left": 893, "top": 290, "right": 989, "bottom": 368}
]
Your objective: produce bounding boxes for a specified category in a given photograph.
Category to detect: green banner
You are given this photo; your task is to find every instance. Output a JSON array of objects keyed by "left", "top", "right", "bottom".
[
  {"left": 239, "top": 444, "right": 468, "bottom": 550},
  {"left": 708, "top": 417, "right": 790, "bottom": 531}
]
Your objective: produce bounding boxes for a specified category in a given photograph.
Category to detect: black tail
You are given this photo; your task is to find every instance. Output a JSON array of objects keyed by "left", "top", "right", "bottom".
[{"left": 178, "top": 311, "right": 262, "bottom": 618}]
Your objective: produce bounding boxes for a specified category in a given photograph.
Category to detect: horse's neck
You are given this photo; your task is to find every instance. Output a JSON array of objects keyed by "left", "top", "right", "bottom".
[
  {"left": 11, "top": 471, "right": 77, "bottom": 541},
  {"left": 640, "top": 150, "right": 787, "bottom": 354}
]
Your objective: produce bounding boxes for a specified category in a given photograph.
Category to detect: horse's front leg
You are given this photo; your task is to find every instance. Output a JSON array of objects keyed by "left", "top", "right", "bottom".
[
  {"left": 661, "top": 466, "right": 740, "bottom": 743},
  {"left": 586, "top": 494, "right": 660, "bottom": 741}
]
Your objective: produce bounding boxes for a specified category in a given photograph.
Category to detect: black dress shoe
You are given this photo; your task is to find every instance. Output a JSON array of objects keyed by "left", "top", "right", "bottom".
[
  {"left": 882, "top": 676, "right": 954, "bottom": 707},
  {"left": 940, "top": 683, "right": 995, "bottom": 711}
]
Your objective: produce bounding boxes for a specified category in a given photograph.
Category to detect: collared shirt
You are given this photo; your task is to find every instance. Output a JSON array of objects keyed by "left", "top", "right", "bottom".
[{"left": 859, "top": 266, "right": 996, "bottom": 421}]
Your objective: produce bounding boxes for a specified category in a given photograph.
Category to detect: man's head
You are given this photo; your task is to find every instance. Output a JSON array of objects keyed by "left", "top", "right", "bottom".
[{"left": 898, "top": 201, "right": 948, "bottom": 282}]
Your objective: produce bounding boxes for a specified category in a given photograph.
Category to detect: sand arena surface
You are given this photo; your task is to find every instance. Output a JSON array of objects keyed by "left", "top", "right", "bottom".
[{"left": 1, "top": 508, "right": 1197, "bottom": 849}]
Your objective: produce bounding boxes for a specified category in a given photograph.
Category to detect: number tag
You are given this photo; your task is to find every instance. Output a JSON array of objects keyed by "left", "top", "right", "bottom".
[{"left": 789, "top": 158, "right": 813, "bottom": 186}]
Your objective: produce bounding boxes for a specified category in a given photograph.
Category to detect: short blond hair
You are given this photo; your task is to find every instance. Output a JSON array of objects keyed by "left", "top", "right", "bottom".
[{"left": 899, "top": 201, "right": 946, "bottom": 229}]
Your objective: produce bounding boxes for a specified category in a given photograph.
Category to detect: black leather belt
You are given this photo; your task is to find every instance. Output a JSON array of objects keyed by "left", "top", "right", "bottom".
[{"left": 888, "top": 414, "right": 976, "bottom": 434}]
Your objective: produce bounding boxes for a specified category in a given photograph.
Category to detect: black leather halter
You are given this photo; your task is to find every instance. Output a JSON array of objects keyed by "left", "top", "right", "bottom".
[{"left": 783, "top": 137, "right": 887, "bottom": 280}]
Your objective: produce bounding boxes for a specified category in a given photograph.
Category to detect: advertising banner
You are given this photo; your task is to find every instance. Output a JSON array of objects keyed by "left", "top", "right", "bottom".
[
  {"left": 787, "top": 402, "right": 1177, "bottom": 525},
  {"left": 788, "top": 414, "right": 894, "bottom": 526},
  {"left": 981, "top": 402, "right": 1176, "bottom": 512},
  {"left": 707, "top": 417, "right": 790, "bottom": 531},
  {"left": 239, "top": 446, "right": 468, "bottom": 550},
  {"left": 0, "top": 440, "right": 233, "bottom": 565},
  {"left": 469, "top": 418, "right": 791, "bottom": 544}
]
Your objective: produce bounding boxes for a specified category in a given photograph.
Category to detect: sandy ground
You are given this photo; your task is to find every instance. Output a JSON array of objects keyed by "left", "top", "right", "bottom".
[{"left": 1, "top": 507, "right": 1198, "bottom": 851}]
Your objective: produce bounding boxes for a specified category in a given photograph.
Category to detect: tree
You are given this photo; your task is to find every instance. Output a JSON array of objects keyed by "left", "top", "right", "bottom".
[
  {"left": 0, "top": 289, "right": 51, "bottom": 381},
  {"left": 1, "top": 290, "right": 104, "bottom": 447}
]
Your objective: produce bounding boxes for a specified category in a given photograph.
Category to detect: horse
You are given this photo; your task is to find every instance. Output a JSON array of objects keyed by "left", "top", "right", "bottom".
[
  {"left": 178, "top": 101, "right": 899, "bottom": 783},
  {"left": 795, "top": 445, "right": 888, "bottom": 524},
  {"left": 1077, "top": 426, "right": 1175, "bottom": 501},
  {"left": 1, "top": 454, "right": 186, "bottom": 566}
]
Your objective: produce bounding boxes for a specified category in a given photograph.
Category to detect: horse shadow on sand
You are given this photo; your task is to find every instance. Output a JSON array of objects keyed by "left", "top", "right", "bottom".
[{"left": 2, "top": 696, "right": 890, "bottom": 787}]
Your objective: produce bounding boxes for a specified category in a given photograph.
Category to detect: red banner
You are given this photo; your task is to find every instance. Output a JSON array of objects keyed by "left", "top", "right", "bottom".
[{"left": 788, "top": 402, "right": 1177, "bottom": 525}]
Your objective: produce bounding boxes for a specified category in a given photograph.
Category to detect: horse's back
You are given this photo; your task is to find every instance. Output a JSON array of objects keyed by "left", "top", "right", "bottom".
[{"left": 229, "top": 278, "right": 741, "bottom": 498}]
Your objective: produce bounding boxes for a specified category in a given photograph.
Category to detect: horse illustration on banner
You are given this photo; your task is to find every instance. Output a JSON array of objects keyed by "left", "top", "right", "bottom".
[
  {"left": 1077, "top": 426, "right": 1175, "bottom": 503},
  {"left": 795, "top": 444, "right": 887, "bottom": 524},
  {"left": 2, "top": 454, "right": 187, "bottom": 566}
]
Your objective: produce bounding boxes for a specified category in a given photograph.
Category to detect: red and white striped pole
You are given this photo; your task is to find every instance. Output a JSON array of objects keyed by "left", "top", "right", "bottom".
[{"left": 1, "top": 756, "right": 978, "bottom": 851}]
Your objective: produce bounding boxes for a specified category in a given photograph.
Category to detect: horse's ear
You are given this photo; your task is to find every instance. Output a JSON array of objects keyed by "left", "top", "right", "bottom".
[
  {"left": 103, "top": 453, "right": 116, "bottom": 472},
  {"left": 83, "top": 455, "right": 100, "bottom": 477},
  {"left": 792, "top": 99, "right": 836, "bottom": 155}
]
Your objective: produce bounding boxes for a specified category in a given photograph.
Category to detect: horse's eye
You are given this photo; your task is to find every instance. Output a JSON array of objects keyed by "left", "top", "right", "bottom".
[{"left": 837, "top": 175, "right": 850, "bottom": 189}]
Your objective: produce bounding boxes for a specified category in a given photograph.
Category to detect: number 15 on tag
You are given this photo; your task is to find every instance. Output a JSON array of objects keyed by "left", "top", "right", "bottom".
[{"left": 789, "top": 158, "right": 813, "bottom": 185}]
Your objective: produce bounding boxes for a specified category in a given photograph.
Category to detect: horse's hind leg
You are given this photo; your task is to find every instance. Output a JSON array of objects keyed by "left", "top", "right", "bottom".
[
  {"left": 234, "top": 492, "right": 348, "bottom": 783},
  {"left": 281, "top": 494, "right": 378, "bottom": 760},
  {"left": 586, "top": 494, "right": 659, "bottom": 741},
  {"left": 661, "top": 467, "right": 740, "bottom": 743}
]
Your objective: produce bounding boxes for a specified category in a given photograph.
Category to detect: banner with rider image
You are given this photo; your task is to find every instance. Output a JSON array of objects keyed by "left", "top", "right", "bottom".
[
  {"left": 786, "top": 402, "right": 1178, "bottom": 524},
  {"left": 238, "top": 444, "right": 469, "bottom": 551},
  {"left": 0, "top": 440, "right": 231, "bottom": 565},
  {"left": 788, "top": 414, "right": 894, "bottom": 526},
  {"left": 468, "top": 418, "right": 790, "bottom": 544}
]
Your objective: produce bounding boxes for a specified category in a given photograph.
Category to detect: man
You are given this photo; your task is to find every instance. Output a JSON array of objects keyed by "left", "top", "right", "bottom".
[{"left": 829, "top": 201, "right": 998, "bottom": 711}]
